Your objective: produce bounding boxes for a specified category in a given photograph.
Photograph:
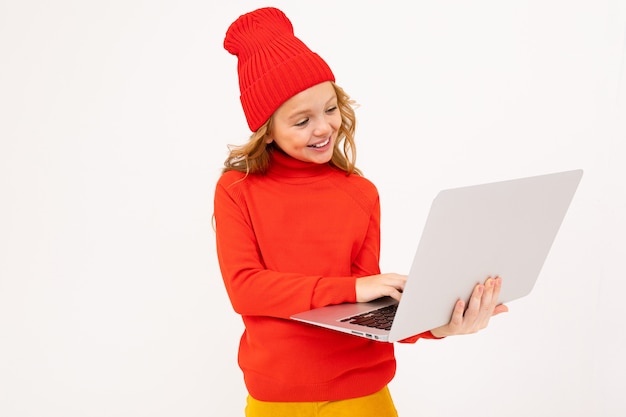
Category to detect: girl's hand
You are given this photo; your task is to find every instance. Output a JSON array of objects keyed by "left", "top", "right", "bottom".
[
  {"left": 355, "top": 273, "right": 407, "bottom": 303},
  {"left": 430, "top": 276, "right": 508, "bottom": 338}
]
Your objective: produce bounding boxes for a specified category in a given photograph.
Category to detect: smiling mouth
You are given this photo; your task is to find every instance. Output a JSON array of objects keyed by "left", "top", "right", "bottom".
[{"left": 308, "top": 138, "right": 331, "bottom": 148}]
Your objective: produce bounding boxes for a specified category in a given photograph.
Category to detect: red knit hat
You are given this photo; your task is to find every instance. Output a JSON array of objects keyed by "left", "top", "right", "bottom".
[{"left": 224, "top": 7, "right": 335, "bottom": 132}]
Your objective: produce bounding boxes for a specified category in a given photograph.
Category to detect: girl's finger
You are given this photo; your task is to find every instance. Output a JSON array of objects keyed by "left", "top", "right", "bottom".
[
  {"left": 449, "top": 299, "right": 466, "bottom": 328},
  {"left": 464, "top": 283, "right": 484, "bottom": 323},
  {"left": 480, "top": 277, "right": 496, "bottom": 313}
]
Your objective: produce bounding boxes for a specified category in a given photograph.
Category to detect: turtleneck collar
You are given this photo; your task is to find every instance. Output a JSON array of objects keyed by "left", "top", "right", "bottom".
[{"left": 267, "top": 148, "right": 334, "bottom": 180}]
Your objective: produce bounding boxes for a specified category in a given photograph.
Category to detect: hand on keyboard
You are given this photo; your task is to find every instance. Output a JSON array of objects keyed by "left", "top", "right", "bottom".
[{"left": 355, "top": 273, "right": 407, "bottom": 303}]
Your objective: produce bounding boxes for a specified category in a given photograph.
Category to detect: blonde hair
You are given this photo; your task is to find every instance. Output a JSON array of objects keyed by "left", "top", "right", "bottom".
[{"left": 222, "top": 82, "right": 362, "bottom": 176}]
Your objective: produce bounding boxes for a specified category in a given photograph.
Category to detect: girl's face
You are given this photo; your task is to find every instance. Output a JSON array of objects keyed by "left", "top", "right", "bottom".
[{"left": 268, "top": 81, "right": 341, "bottom": 165}]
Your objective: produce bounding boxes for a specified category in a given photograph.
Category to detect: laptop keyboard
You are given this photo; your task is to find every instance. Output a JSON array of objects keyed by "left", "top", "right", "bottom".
[{"left": 339, "top": 304, "right": 397, "bottom": 331}]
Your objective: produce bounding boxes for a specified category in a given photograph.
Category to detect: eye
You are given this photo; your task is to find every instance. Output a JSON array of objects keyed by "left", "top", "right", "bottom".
[
  {"left": 326, "top": 106, "right": 338, "bottom": 114},
  {"left": 294, "top": 118, "right": 309, "bottom": 127}
]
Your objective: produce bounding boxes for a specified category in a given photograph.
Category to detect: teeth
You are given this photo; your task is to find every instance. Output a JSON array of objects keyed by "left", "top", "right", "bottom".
[{"left": 310, "top": 138, "right": 330, "bottom": 148}]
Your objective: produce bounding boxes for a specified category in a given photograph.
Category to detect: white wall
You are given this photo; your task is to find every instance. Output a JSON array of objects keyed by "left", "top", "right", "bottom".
[{"left": 1, "top": 1, "right": 624, "bottom": 416}]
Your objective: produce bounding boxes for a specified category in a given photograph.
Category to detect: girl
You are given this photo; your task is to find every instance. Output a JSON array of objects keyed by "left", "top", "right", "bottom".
[{"left": 214, "top": 7, "right": 508, "bottom": 416}]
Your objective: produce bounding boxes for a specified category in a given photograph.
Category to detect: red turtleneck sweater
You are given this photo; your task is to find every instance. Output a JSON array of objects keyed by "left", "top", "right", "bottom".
[{"left": 214, "top": 150, "right": 437, "bottom": 402}]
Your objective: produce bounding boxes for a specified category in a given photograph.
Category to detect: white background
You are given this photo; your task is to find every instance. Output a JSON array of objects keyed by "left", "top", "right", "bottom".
[{"left": 1, "top": 1, "right": 625, "bottom": 416}]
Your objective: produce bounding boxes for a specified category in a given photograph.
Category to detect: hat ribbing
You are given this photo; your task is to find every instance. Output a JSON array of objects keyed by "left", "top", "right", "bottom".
[{"left": 224, "top": 7, "right": 335, "bottom": 131}]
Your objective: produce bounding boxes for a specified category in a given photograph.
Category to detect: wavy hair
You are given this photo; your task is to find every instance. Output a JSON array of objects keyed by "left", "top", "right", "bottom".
[{"left": 222, "top": 82, "right": 361, "bottom": 176}]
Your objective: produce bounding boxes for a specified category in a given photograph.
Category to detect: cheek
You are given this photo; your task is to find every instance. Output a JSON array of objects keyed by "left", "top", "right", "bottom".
[
  {"left": 331, "top": 113, "right": 343, "bottom": 131},
  {"left": 278, "top": 131, "right": 307, "bottom": 151}
]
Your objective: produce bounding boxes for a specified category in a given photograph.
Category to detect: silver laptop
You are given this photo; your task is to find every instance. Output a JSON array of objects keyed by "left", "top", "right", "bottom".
[{"left": 291, "top": 169, "right": 583, "bottom": 342}]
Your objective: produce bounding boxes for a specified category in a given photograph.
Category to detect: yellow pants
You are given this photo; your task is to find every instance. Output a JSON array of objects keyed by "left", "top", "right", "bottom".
[{"left": 245, "top": 386, "right": 398, "bottom": 417}]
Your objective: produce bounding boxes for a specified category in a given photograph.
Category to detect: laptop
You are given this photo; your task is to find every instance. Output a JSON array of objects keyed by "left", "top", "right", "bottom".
[{"left": 291, "top": 169, "right": 583, "bottom": 342}]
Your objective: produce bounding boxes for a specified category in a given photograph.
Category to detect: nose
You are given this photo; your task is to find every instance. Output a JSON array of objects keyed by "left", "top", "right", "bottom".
[{"left": 313, "top": 116, "right": 333, "bottom": 137}]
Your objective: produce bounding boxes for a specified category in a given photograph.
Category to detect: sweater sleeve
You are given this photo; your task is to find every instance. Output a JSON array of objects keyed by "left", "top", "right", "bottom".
[
  {"left": 214, "top": 175, "right": 357, "bottom": 319},
  {"left": 311, "top": 193, "right": 381, "bottom": 306},
  {"left": 351, "top": 193, "right": 382, "bottom": 278},
  {"left": 397, "top": 331, "right": 444, "bottom": 343}
]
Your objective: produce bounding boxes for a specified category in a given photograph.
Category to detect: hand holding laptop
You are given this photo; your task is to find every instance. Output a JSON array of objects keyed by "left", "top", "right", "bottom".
[{"left": 429, "top": 276, "right": 509, "bottom": 338}]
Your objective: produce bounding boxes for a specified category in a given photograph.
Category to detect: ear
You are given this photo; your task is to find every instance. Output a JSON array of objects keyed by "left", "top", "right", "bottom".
[{"left": 265, "top": 136, "right": 274, "bottom": 144}]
